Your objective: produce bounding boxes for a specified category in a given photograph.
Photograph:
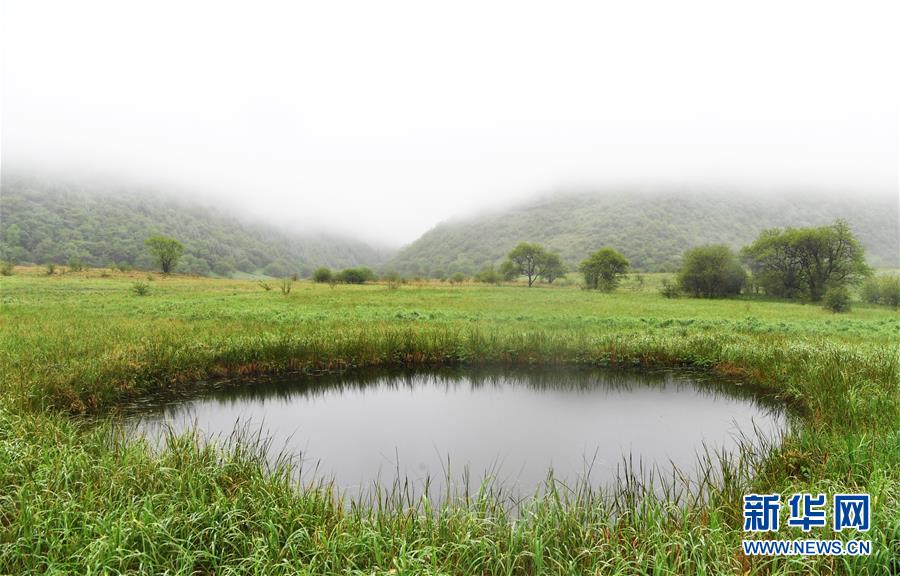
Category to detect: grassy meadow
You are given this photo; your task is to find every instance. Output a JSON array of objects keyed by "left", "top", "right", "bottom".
[{"left": 0, "top": 267, "right": 898, "bottom": 574}]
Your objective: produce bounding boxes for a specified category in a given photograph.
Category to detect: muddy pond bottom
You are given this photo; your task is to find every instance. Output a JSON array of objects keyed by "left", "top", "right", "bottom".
[{"left": 130, "top": 367, "right": 785, "bottom": 498}]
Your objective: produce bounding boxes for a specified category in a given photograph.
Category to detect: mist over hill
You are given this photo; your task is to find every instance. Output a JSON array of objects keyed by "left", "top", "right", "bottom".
[
  {"left": 387, "top": 189, "right": 900, "bottom": 276},
  {"left": 0, "top": 176, "right": 388, "bottom": 276}
]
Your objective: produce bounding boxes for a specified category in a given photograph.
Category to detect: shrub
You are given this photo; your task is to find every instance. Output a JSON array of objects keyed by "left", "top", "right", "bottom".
[
  {"left": 449, "top": 272, "right": 467, "bottom": 284},
  {"left": 678, "top": 245, "right": 746, "bottom": 298},
  {"left": 337, "top": 268, "right": 375, "bottom": 284},
  {"left": 131, "top": 281, "right": 150, "bottom": 296},
  {"left": 67, "top": 258, "right": 84, "bottom": 272},
  {"left": 879, "top": 275, "right": 900, "bottom": 308},
  {"left": 660, "top": 278, "right": 680, "bottom": 298},
  {"left": 859, "top": 274, "right": 900, "bottom": 308},
  {"left": 474, "top": 265, "right": 501, "bottom": 284},
  {"left": 258, "top": 281, "right": 273, "bottom": 291},
  {"left": 823, "top": 286, "right": 851, "bottom": 313},
  {"left": 312, "top": 267, "right": 333, "bottom": 283},
  {"left": 861, "top": 277, "right": 882, "bottom": 304},
  {"left": 45, "top": 263, "right": 56, "bottom": 275},
  {"left": 0, "top": 261, "right": 13, "bottom": 276},
  {"left": 280, "top": 278, "right": 293, "bottom": 295}
]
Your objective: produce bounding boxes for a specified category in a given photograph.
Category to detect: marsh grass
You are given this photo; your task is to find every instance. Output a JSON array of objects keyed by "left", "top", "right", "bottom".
[{"left": 0, "top": 270, "right": 898, "bottom": 574}]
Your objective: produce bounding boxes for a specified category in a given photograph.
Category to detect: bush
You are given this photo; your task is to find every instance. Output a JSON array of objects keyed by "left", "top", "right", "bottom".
[
  {"left": 131, "top": 281, "right": 150, "bottom": 296},
  {"left": 258, "top": 281, "right": 273, "bottom": 291},
  {"left": 860, "top": 274, "right": 900, "bottom": 308},
  {"left": 1, "top": 261, "right": 13, "bottom": 276},
  {"left": 45, "top": 263, "right": 56, "bottom": 275},
  {"left": 449, "top": 272, "right": 467, "bottom": 284},
  {"left": 337, "top": 268, "right": 375, "bottom": 284},
  {"left": 879, "top": 275, "right": 900, "bottom": 308},
  {"left": 861, "top": 277, "right": 882, "bottom": 304},
  {"left": 659, "top": 278, "right": 680, "bottom": 298},
  {"left": 678, "top": 245, "right": 746, "bottom": 298},
  {"left": 312, "top": 267, "right": 333, "bottom": 283},
  {"left": 474, "top": 265, "right": 501, "bottom": 284},
  {"left": 68, "top": 258, "right": 84, "bottom": 272},
  {"left": 280, "top": 278, "right": 293, "bottom": 295},
  {"left": 823, "top": 286, "right": 851, "bottom": 313}
]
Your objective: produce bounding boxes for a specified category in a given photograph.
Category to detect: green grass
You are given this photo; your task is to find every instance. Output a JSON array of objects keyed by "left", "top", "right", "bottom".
[{"left": 1, "top": 268, "right": 898, "bottom": 574}]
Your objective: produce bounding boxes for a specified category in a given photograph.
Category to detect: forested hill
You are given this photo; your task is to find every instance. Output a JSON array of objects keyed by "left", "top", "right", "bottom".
[
  {"left": 0, "top": 177, "right": 388, "bottom": 277},
  {"left": 387, "top": 190, "right": 900, "bottom": 276}
]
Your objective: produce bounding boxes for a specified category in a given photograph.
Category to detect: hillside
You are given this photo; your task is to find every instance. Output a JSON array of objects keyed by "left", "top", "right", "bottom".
[
  {"left": 0, "top": 176, "right": 387, "bottom": 277},
  {"left": 387, "top": 190, "right": 899, "bottom": 276}
]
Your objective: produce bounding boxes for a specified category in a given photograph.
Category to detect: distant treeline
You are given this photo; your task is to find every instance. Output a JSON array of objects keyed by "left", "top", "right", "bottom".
[
  {"left": 386, "top": 190, "right": 900, "bottom": 276},
  {"left": 0, "top": 178, "right": 386, "bottom": 277}
]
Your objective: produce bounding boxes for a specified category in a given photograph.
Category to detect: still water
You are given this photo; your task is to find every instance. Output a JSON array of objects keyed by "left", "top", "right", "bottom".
[{"left": 130, "top": 367, "right": 784, "bottom": 497}]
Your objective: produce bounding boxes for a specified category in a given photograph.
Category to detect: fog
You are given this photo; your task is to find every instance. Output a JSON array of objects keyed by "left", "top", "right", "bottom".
[{"left": 2, "top": 0, "right": 897, "bottom": 246}]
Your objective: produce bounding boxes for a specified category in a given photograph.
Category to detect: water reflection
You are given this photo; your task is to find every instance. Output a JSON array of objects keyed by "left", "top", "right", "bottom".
[{"left": 129, "top": 367, "right": 785, "bottom": 498}]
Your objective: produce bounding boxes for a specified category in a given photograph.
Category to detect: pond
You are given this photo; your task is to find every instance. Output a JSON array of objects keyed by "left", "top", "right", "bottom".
[{"left": 129, "top": 367, "right": 785, "bottom": 498}]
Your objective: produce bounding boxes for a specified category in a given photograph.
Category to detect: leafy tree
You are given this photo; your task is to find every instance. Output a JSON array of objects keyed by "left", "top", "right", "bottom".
[
  {"left": 144, "top": 235, "right": 184, "bottom": 274},
  {"left": 504, "top": 243, "right": 548, "bottom": 287},
  {"left": 313, "top": 267, "right": 333, "bottom": 283},
  {"left": 449, "top": 272, "right": 466, "bottom": 284},
  {"left": 743, "top": 220, "right": 870, "bottom": 301},
  {"left": 741, "top": 229, "right": 804, "bottom": 298},
  {"left": 499, "top": 260, "right": 518, "bottom": 281},
  {"left": 579, "top": 248, "right": 630, "bottom": 291},
  {"left": 789, "top": 220, "right": 870, "bottom": 301},
  {"left": 678, "top": 245, "right": 746, "bottom": 298},
  {"left": 539, "top": 252, "right": 567, "bottom": 283}
]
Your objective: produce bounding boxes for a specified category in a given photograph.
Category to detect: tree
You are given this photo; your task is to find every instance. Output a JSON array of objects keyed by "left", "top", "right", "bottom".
[
  {"left": 504, "top": 243, "right": 548, "bottom": 287},
  {"left": 741, "top": 229, "right": 803, "bottom": 298},
  {"left": 144, "top": 235, "right": 184, "bottom": 274},
  {"left": 499, "top": 260, "right": 518, "bottom": 281},
  {"left": 313, "top": 267, "right": 333, "bottom": 283},
  {"left": 790, "top": 220, "right": 870, "bottom": 301},
  {"left": 579, "top": 248, "right": 630, "bottom": 291},
  {"left": 678, "top": 245, "right": 746, "bottom": 298},
  {"left": 742, "top": 220, "right": 870, "bottom": 301},
  {"left": 539, "top": 252, "right": 567, "bottom": 283}
]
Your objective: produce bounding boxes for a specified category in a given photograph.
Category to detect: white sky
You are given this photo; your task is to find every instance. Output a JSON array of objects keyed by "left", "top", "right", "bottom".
[{"left": 2, "top": 0, "right": 897, "bottom": 246}]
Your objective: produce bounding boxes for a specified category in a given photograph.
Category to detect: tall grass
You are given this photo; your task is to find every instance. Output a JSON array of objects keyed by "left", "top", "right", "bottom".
[{"left": 0, "top": 271, "right": 898, "bottom": 574}]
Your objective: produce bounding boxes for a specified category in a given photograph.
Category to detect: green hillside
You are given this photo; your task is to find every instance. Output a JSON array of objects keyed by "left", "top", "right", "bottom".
[
  {"left": 387, "top": 190, "right": 900, "bottom": 276},
  {"left": 0, "top": 176, "right": 387, "bottom": 276}
]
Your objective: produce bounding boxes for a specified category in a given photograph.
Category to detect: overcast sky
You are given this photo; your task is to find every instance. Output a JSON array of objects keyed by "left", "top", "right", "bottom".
[{"left": 2, "top": 1, "right": 897, "bottom": 245}]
